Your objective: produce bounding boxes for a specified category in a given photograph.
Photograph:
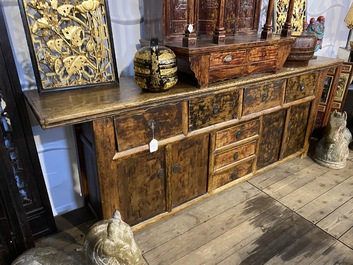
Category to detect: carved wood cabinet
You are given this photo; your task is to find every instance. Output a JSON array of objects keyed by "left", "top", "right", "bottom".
[
  {"left": 142, "top": 0, "right": 295, "bottom": 88},
  {"left": 24, "top": 58, "right": 342, "bottom": 227}
]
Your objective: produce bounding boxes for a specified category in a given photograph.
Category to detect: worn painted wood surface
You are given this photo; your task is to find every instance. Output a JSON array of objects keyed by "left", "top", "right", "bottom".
[
  {"left": 132, "top": 151, "right": 353, "bottom": 264},
  {"left": 34, "top": 151, "right": 353, "bottom": 264},
  {"left": 24, "top": 58, "right": 342, "bottom": 129}
]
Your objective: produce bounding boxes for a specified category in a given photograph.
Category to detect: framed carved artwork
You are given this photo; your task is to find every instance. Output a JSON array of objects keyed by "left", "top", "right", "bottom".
[
  {"left": 18, "top": 0, "right": 118, "bottom": 93},
  {"left": 275, "top": 0, "right": 307, "bottom": 35},
  {"left": 331, "top": 62, "right": 353, "bottom": 112},
  {"left": 320, "top": 75, "right": 333, "bottom": 105}
]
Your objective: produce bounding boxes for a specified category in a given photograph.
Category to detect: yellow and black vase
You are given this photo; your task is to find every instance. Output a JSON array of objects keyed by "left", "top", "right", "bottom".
[{"left": 134, "top": 38, "right": 178, "bottom": 92}]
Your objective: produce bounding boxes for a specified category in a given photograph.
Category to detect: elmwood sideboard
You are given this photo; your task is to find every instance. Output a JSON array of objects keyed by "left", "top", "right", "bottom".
[{"left": 24, "top": 57, "right": 342, "bottom": 227}]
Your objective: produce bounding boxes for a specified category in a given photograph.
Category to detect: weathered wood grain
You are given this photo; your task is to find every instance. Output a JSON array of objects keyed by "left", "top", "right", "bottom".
[
  {"left": 262, "top": 162, "right": 330, "bottom": 200},
  {"left": 296, "top": 175, "right": 353, "bottom": 224},
  {"left": 134, "top": 181, "right": 261, "bottom": 253},
  {"left": 279, "top": 165, "right": 353, "bottom": 211}
]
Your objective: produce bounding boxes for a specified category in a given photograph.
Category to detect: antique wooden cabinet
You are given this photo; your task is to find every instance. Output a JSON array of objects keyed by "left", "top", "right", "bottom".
[
  {"left": 24, "top": 57, "right": 342, "bottom": 227},
  {"left": 142, "top": 0, "right": 295, "bottom": 88}
]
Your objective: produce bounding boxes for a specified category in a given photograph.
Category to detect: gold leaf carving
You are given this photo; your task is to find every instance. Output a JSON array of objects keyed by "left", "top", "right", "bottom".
[
  {"left": 76, "top": 0, "right": 101, "bottom": 13},
  {"left": 20, "top": 0, "right": 116, "bottom": 90},
  {"left": 276, "top": 0, "right": 306, "bottom": 35},
  {"left": 57, "top": 4, "right": 74, "bottom": 17}
]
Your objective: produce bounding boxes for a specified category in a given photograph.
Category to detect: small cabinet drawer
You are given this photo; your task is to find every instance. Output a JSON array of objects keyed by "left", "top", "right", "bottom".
[
  {"left": 209, "top": 50, "right": 247, "bottom": 69},
  {"left": 215, "top": 119, "right": 260, "bottom": 149},
  {"left": 209, "top": 158, "right": 254, "bottom": 190},
  {"left": 114, "top": 102, "right": 183, "bottom": 151},
  {"left": 285, "top": 72, "right": 318, "bottom": 102},
  {"left": 248, "top": 45, "right": 279, "bottom": 62},
  {"left": 213, "top": 140, "right": 257, "bottom": 170},
  {"left": 189, "top": 90, "right": 240, "bottom": 131},
  {"left": 243, "top": 79, "right": 285, "bottom": 116}
]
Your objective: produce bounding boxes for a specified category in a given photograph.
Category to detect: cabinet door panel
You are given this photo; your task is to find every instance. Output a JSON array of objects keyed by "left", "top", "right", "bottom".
[
  {"left": 169, "top": 135, "right": 209, "bottom": 208},
  {"left": 282, "top": 102, "right": 311, "bottom": 158},
  {"left": 257, "top": 109, "right": 286, "bottom": 169},
  {"left": 116, "top": 149, "right": 166, "bottom": 225}
]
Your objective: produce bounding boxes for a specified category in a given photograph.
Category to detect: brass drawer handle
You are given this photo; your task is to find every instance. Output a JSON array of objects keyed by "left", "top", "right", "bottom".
[
  {"left": 261, "top": 93, "right": 268, "bottom": 102},
  {"left": 235, "top": 130, "right": 242, "bottom": 139},
  {"left": 173, "top": 164, "right": 180, "bottom": 173},
  {"left": 158, "top": 169, "right": 165, "bottom": 179},
  {"left": 299, "top": 83, "right": 305, "bottom": 92},
  {"left": 233, "top": 152, "right": 239, "bottom": 161},
  {"left": 223, "top": 55, "right": 233, "bottom": 63},
  {"left": 213, "top": 103, "right": 219, "bottom": 114}
]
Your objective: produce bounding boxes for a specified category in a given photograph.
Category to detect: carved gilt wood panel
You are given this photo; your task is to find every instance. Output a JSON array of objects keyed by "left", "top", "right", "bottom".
[
  {"left": 18, "top": 0, "right": 118, "bottom": 92},
  {"left": 275, "top": 0, "right": 306, "bottom": 35}
]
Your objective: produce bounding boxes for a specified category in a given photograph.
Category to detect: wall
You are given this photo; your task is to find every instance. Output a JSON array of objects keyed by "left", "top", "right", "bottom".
[{"left": 1, "top": 0, "right": 352, "bottom": 215}]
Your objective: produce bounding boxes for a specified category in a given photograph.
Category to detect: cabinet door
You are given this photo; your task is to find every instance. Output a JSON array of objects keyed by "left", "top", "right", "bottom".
[
  {"left": 257, "top": 109, "right": 286, "bottom": 169},
  {"left": 168, "top": 134, "right": 209, "bottom": 208},
  {"left": 116, "top": 149, "right": 166, "bottom": 225},
  {"left": 281, "top": 101, "right": 311, "bottom": 158}
]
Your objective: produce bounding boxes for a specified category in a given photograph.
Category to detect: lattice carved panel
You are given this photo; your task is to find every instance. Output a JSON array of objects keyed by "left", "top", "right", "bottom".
[
  {"left": 0, "top": 92, "right": 33, "bottom": 207},
  {"left": 275, "top": 0, "right": 306, "bottom": 35}
]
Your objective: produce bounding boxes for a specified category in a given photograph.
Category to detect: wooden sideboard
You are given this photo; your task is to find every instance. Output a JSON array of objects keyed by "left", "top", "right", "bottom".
[{"left": 24, "top": 57, "right": 342, "bottom": 227}]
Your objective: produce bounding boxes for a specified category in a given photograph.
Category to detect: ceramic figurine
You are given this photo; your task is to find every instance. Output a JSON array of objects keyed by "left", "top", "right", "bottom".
[
  {"left": 306, "top": 16, "right": 325, "bottom": 52},
  {"left": 11, "top": 211, "right": 145, "bottom": 265},
  {"left": 314, "top": 111, "right": 352, "bottom": 169}
]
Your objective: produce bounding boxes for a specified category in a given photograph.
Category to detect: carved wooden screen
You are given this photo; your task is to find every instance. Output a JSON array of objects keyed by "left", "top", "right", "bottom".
[
  {"left": 275, "top": 0, "right": 307, "bottom": 35},
  {"left": 144, "top": 0, "right": 262, "bottom": 41},
  {"left": 0, "top": 3, "right": 56, "bottom": 244},
  {"left": 18, "top": 0, "right": 118, "bottom": 92}
]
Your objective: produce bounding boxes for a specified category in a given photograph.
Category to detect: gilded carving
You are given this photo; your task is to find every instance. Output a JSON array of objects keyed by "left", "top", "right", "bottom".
[
  {"left": 275, "top": 0, "right": 306, "bottom": 35},
  {"left": 19, "top": 0, "right": 117, "bottom": 91}
]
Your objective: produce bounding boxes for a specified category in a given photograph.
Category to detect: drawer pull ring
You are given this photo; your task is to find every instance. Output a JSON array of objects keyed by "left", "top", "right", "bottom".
[
  {"left": 213, "top": 103, "right": 219, "bottom": 114},
  {"left": 261, "top": 93, "right": 268, "bottom": 102},
  {"left": 236, "top": 130, "right": 242, "bottom": 139},
  {"left": 299, "top": 83, "right": 305, "bottom": 92},
  {"left": 233, "top": 152, "right": 239, "bottom": 161},
  {"left": 223, "top": 55, "right": 233, "bottom": 63},
  {"left": 231, "top": 173, "right": 237, "bottom": 180},
  {"left": 173, "top": 164, "right": 180, "bottom": 173},
  {"left": 158, "top": 169, "right": 165, "bottom": 179}
]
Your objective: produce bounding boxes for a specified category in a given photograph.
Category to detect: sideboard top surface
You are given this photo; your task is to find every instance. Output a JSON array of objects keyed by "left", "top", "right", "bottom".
[{"left": 24, "top": 57, "right": 342, "bottom": 129}]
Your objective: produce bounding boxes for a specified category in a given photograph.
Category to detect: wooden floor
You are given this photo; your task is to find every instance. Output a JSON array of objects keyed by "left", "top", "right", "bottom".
[{"left": 36, "top": 150, "right": 353, "bottom": 264}]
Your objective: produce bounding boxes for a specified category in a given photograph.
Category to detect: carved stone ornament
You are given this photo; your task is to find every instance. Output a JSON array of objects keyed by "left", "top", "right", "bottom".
[
  {"left": 11, "top": 211, "right": 145, "bottom": 265},
  {"left": 314, "top": 111, "right": 352, "bottom": 169},
  {"left": 18, "top": 0, "right": 118, "bottom": 92}
]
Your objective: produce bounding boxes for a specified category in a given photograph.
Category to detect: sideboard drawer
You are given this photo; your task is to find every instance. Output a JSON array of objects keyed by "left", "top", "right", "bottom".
[
  {"left": 215, "top": 119, "right": 260, "bottom": 149},
  {"left": 243, "top": 79, "right": 285, "bottom": 116},
  {"left": 285, "top": 72, "right": 318, "bottom": 102},
  {"left": 114, "top": 103, "right": 183, "bottom": 151},
  {"left": 213, "top": 140, "right": 257, "bottom": 170},
  {"left": 209, "top": 50, "right": 247, "bottom": 69},
  {"left": 209, "top": 158, "right": 255, "bottom": 190},
  {"left": 189, "top": 90, "right": 240, "bottom": 131}
]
